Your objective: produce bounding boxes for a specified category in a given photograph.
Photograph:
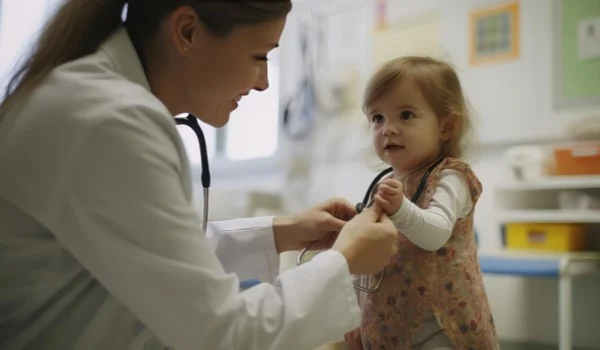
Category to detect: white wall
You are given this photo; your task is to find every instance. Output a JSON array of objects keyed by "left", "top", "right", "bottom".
[
  {"left": 0, "top": 0, "right": 52, "bottom": 92},
  {"left": 201, "top": 0, "right": 600, "bottom": 347}
]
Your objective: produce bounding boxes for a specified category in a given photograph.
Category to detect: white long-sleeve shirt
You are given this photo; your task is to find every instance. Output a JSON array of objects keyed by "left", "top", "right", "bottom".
[
  {"left": 390, "top": 170, "right": 473, "bottom": 251},
  {"left": 0, "top": 27, "right": 360, "bottom": 350},
  {"left": 389, "top": 169, "right": 474, "bottom": 346}
]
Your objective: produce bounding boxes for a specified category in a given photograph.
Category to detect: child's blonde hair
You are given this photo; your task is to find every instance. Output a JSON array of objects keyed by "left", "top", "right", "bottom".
[{"left": 363, "top": 56, "right": 473, "bottom": 159}]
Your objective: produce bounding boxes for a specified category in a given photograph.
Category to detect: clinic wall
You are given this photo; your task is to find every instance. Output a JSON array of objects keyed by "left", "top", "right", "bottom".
[{"left": 201, "top": 0, "right": 600, "bottom": 347}]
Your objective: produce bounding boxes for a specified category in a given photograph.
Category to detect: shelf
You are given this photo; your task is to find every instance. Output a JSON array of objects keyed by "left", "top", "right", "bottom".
[
  {"left": 479, "top": 249, "right": 600, "bottom": 260},
  {"left": 497, "top": 210, "right": 600, "bottom": 223},
  {"left": 478, "top": 250, "right": 600, "bottom": 277},
  {"left": 495, "top": 175, "right": 600, "bottom": 191},
  {"left": 499, "top": 340, "right": 596, "bottom": 350}
]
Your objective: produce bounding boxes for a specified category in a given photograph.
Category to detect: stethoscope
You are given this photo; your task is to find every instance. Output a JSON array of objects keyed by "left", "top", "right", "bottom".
[
  {"left": 296, "top": 158, "right": 444, "bottom": 293},
  {"left": 175, "top": 115, "right": 270, "bottom": 293},
  {"left": 175, "top": 114, "right": 210, "bottom": 233}
]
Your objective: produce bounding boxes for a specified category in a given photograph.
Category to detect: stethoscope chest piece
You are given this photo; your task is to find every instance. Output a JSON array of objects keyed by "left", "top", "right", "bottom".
[{"left": 355, "top": 202, "right": 366, "bottom": 214}]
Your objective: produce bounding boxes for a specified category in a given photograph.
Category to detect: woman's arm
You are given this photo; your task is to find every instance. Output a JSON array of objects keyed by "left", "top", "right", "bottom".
[
  {"left": 390, "top": 170, "right": 473, "bottom": 251},
  {"left": 205, "top": 206, "right": 350, "bottom": 282},
  {"left": 50, "top": 104, "right": 361, "bottom": 350}
]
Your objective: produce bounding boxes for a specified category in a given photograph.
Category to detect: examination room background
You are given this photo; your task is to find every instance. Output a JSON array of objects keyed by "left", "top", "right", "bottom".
[{"left": 1, "top": 0, "right": 599, "bottom": 349}]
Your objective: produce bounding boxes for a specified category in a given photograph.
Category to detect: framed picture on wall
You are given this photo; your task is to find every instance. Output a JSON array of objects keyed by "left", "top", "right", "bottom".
[{"left": 469, "top": 1, "right": 520, "bottom": 66}]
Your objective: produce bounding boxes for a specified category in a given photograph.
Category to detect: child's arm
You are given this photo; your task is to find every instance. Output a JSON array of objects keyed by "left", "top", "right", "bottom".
[{"left": 390, "top": 170, "right": 473, "bottom": 251}]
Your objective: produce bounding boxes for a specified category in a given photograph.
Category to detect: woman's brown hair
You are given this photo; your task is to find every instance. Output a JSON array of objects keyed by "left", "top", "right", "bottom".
[
  {"left": 363, "top": 56, "right": 473, "bottom": 159},
  {"left": 0, "top": 0, "right": 292, "bottom": 121}
]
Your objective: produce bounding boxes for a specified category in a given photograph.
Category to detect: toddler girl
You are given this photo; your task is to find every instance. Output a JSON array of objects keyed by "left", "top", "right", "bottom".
[{"left": 345, "top": 56, "right": 498, "bottom": 350}]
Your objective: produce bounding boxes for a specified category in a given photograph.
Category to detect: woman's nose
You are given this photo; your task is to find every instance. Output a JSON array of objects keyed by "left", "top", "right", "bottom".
[{"left": 253, "top": 66, "right": 269, "bottom": 92}]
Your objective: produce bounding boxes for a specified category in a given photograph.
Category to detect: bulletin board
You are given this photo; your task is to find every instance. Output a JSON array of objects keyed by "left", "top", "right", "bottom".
[{"left": 553, "top": 0, "right": 600, "bottom": 109}]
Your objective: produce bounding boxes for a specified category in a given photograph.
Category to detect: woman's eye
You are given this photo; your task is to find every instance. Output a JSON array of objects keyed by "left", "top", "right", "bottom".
[
  {"left": 400, "top": 110, "right": 415, "bottom": 120},
  {"left": 254, "top": 55, "right": 269, "bottom": 62},
  {"left": 371, "top": 114, "right": 384, "bottom": 123}
]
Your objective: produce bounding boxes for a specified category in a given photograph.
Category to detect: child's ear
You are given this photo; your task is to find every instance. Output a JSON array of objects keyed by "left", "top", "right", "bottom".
[{"left": 439, "top": 114, "right": 457, "bottom": 141}]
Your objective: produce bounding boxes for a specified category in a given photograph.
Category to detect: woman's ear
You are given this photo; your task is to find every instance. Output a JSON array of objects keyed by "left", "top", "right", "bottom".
[
  {"left": 439, "top": 114, "right": 457, "bottom": 141},
  {"left": 168, "top": 6, "right": 204, "bottom": 56}
]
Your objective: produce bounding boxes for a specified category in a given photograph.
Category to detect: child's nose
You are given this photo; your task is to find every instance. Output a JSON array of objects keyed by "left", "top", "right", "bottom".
[{"left": 383, "top": 123, "right": 400, "bottom": 136}]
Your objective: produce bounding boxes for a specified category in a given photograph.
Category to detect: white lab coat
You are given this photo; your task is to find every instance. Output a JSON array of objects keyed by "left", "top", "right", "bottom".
[{"left": 0, "top": 27, "right": 360, "bottom": 350}]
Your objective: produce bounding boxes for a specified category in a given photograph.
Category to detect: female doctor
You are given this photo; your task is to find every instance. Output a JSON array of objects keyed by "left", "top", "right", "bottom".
[{"left": 0, "top": 1, "right": 399, "bottom": 350}]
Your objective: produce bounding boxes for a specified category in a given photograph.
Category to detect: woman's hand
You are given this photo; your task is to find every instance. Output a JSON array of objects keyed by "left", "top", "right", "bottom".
[
  {"left": 273, "top": 197, "right": 357, "bottom": 253},
  {"left": 331, "top": 202, "right": 398, "bottom": 275}
]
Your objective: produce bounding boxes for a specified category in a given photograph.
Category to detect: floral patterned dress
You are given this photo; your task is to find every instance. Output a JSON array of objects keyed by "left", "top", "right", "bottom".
[{"left": 358, "top": 158, "right": 499, "bottom": 350}]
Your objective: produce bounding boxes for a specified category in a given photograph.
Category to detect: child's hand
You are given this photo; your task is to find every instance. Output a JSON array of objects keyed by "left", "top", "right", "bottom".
[
  {"left": 344, "top": 327, "right": 363, "bottom": 350},
  {"left": 373, "top": 178, "right": 404, "bottom": 215}
]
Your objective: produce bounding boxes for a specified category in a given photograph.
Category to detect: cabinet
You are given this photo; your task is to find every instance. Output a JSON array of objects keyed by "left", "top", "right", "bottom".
[{"left": 484, "top": 176, "right": 600, "bottom": 350}]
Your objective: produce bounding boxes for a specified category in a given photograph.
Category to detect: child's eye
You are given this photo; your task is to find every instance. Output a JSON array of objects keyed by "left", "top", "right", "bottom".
[
  {"left": 400, "top": 110, "right": 415, "bottom": 120},
  {"left": 371, "top": 114, "right": 385, "bottom": 123}
]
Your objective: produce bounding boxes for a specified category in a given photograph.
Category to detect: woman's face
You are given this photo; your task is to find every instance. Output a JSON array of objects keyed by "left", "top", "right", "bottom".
[{"left": 160, "top": 8, "right": 287, "bottom": 128}]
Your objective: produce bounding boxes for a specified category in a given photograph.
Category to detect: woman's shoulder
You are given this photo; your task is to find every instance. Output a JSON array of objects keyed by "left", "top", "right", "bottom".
[
  {"left": 0, "top": 50, "right": 184, "bottom": 224},
  {"left": 14, "top": 56, "right": 177, "bottom": 148},
  {"left": 51, "top": 59, "right": 169, "bottom": 123},
  {"left": 1, "top": 54, "right": 183, "bottom": 176}
]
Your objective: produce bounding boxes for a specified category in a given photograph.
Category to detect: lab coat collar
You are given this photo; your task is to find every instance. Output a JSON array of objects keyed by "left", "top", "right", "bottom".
[{"left": 99, "top": 27, "right": 151, "bottom": 92}]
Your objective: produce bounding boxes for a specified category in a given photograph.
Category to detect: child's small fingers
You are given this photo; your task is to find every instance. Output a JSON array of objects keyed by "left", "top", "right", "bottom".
[
  {"left": 372, "top": 183, "right": 380, "bottom": 193},
  {"left": 377, "top": 184, "right": 397, "bottom": 196},
  {"left": 374, "top": 194, "right": 392, "bottom": 210},
  {"left": 381, "top": 178, "right": 402, "bottom": 188},
  {"left": 374, "top": 193, "right": 387, "bottom": 202},
  {"left": 378, "top": 179, "right": 394, "bottom": 189}
]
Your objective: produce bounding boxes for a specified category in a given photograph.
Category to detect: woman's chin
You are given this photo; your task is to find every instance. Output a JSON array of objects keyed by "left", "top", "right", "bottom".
[{"left": 192, "top": 109, "right": 231, "bottom": 128}]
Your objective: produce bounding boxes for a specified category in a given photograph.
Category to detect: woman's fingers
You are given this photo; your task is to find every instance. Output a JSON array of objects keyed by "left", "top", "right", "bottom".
[{"left": 305, "top": 232, "right": 338, "bottom": 250}]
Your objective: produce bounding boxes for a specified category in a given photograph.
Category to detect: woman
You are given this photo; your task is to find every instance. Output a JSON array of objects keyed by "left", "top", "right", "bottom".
[{"left": 0, "top": 1, "right": 398, "bottom": 350}]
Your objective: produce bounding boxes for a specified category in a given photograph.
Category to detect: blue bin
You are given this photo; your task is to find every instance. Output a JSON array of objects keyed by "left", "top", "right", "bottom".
[{"left": 240, "top": 279, "right": 262, "bottom": 291}]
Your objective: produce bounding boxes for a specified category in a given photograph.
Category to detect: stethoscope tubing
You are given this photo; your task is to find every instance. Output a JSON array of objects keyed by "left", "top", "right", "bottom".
[{"left": 175, "top": 114, "right": 211, "bottom": 233}]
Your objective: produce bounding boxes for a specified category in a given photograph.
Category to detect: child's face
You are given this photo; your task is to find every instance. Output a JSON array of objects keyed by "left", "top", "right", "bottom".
[{"left": 368, "top": 79, "right": 446, "bottom": 175}]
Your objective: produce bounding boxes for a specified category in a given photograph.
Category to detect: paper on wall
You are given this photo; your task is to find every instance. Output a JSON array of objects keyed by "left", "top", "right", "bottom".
[{"left": 578, "top": 17, "right": 600, "bottom": 61}]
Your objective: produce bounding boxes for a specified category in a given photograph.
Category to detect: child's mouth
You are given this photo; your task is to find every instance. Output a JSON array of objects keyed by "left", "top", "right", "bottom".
[{"left": 385, "top": 145, "right": 405, "bottom": 152}]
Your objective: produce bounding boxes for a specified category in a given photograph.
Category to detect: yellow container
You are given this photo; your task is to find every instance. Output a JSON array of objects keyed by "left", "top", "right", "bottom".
[{"left": 505, "top": 223, "right": 587, "bottom": 252}]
